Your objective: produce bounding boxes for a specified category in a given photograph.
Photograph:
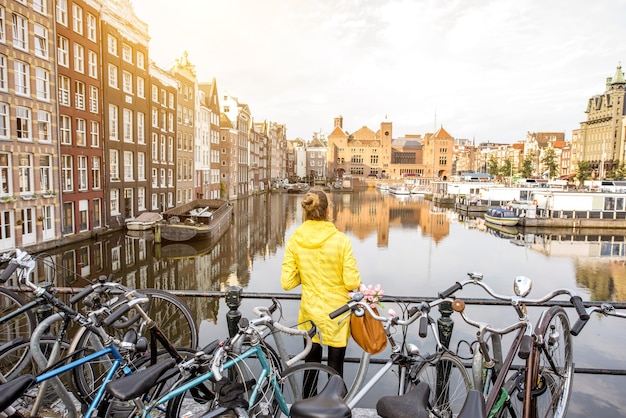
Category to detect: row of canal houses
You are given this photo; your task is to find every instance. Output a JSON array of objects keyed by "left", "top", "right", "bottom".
[{"left": 2, "top": 0, "right": 289, "bottom": 253}]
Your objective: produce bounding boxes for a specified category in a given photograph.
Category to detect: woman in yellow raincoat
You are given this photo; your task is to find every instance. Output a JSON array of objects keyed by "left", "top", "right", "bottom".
[{"left": 281, "top": 189, "right": 361, "bottom": 376}]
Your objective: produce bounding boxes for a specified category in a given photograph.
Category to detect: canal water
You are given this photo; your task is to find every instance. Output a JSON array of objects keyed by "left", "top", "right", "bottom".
[{"left": 45, "top": 189, "right": 626, "bottom": 417}]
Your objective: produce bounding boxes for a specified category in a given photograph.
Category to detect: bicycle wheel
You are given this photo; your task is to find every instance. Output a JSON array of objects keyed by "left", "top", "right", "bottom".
[
  {"left": 503, "top": 306, "right": 574, "bottom": 418},
  {"left": 0, "top": 336, "right": 72, "bottom": 416},
  {"left": 165, "top": 342, "right": 283, "bottom": 418},
  {"left": 411, "top": 353, "right": 472, "bottom": 418},
  {"left": 96, "top": 348, "right": 199, "bottom": 418},
  {"left": 136, "top": 288, "right": 199, "bottom": 350},
  {"left": 71, "top": 288, "right": 198, "bottom": 405},
  {"left": 274, "top": 362, "right": 342, "bottom": 418},
  {"left": 0, "top": 287, "right": 36, "bottom": 377}
]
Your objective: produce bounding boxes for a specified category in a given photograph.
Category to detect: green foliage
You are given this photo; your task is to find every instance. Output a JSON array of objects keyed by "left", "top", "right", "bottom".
[
  {"left": 608, "top": 161, "right": 626, "bottom": 180},
  {"left": 576, "top": 161, "right": 593, "bottom": 185},
  {"left": 488, "top": 156, "right": 500, "bottom": 176},
  {"left": 521, "top": 155, "right": 534, "bottom": 178},
  {"left": 500, "top": 158, "right": 513, "bottom": 177},
  {"left": 541, "top": 148, "right": 559, "bottom": 179}
]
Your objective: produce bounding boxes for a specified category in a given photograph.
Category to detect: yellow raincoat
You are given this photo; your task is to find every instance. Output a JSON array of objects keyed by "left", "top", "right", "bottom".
[{"left": 281, "top": 220, "right": 361, "bottom": 347}]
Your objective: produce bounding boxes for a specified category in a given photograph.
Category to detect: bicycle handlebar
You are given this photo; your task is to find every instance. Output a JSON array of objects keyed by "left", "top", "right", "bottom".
[{"left": 570, "top": 303, "right": 626, "bottom": 336}]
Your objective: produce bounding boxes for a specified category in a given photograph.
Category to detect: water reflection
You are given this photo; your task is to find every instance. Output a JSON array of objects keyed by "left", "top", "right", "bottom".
[{"left": 32, "top": 190, "right": 626, "bottom": 305}]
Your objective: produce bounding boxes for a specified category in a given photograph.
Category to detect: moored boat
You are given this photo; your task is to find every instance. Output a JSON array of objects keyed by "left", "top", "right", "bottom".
[
  {"left": 484, "top": 207, "right": 519, "bottom": 226},
  {"left": 389, "top": 184, "right": 411, "bottom": 195},
  {"left": 126, "top": 212, "right": 162, "bottom": 231},
  {"left": 159, "top": 199, "right": 232, "bottom": 242}
]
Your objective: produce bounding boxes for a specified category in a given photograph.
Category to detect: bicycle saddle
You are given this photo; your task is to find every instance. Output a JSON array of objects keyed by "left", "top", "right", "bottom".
[
  {"left": 0, "top": 374, "right": 35, "bottom": 412},
  {"left": 376, "top": 381, "right": 430, "bottom": 418},
  {"left": 105, "top": 358, "right": 176, "bottom": 401},
  {"left": 289, "top": 374, "right": 350, "bottom": 418}
]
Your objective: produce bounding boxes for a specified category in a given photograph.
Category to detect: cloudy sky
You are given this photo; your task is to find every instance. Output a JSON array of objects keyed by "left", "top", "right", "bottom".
[{"left": 132, "top": 0, "right": 626, "bottom": 143}]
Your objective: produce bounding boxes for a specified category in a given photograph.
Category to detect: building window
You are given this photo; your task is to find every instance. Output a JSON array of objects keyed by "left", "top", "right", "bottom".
[
  {"left": 108, "top": 64, "right": 118, "bottom": 88},
  {"left": 62, "top": 155, "right": 73, "bottom": 191},
  {"left": 0, "top": 153, "right": 11, "bottom": 195},
  {"left": 14, "top": 60, "right": 29, "bottom": 96},
  {"left": 93, "top": 198, "right": 101, "bottom": 228},
  {"left": 122, "top": 44, "right": 132, "bottom": 63},
  {"left": 40, "top": 155, "right": 52, "bottom": 193},
  {"left": 75, "top": 81, "right": 85, "bottom": 110},
  {"left": 57, "top": 35, "right": 69, "bottom": 67},
  {"left": 63, "top": 202, "right": 74, "bottom": 234},
  {"left": 78, "top": 200, "right": 88, "bottom": 231},
  {"left": 56, "top": 0, "right": 68, "bottom": 25},
  {"left": 137, "top": 76, "right": 144, "bottom": 98},
  {"left": 92, "top": 157, "right": 101, "bottom": 189},
  {"left": 12, "top": 13, "right": 28, "bottom": 50},
  {"left": 151, "top": 168, "right": 157, "bottom": 187},
  {"left": 107, "top": 34, "right": 117, "bottom": 55},
  {"left": 86, "top": 13, "right": 96, "bottom": 41},
  {"left": 34, "top": 24, "right": 48, "bottom": 58},
  {"left": 33, "top": 0, "right": 47, "bottom": 14},
  {"left": 38, "top": 110, "right": 51, "bottom": 141},
  {"left": 124, "top": 151, "right": 133, "bottom": 181},
  {"left": 122, "top": 71, "right": 132, "bottom": 94},
  {"left": 78, "top": 155, "right": 88, "bottom": 190},
  {"left": 73, "top": 43, "right": 84, "bottom": 73},
  {"left": 76, "top": 118, "right": 86, "bottom": 146},
  {"left": 123, "top": 108, "right": 133, "bottom": 142},
  {"left": 35, "top": 67, "right": 50, "bottom": 101},
  {"left": 58, "top": 75, "right": 70, "bottom": 105},
  {"left": 18, "top": 153, "right": 33, "bottom": 194},
  {"left": 0, "top": 8, "right": 4, "bottom": 44},
  {"left": 110, "top": 189, "right": 119, "bottom": 215},
  {"left": 60, "top": 115, "right": 71, "bottom": 144},
  {"left": 16, "top": 106, "right": 31, "bottom": 140},
  {"left": 90, "top": 121, "right": 99, "bottom": 147},
  {"left": 72, "top": 4, "right": 83, "bottom": 34},
  {"left": 109, "top": 150, "right": 119, "bottom": 180},
  {"left": 89, "top": 86, "right": 98, "bottom": 113},
  {"left": 108, "top": 104, "right": 118, "bottom": 140},
  {"left": 88, "top": 50, "right": 97, "bottom": 78},
  {"left": 152, "top": 85, "right": 158, "bottom": 102},
  {"left": 0, "top": 55, "right": 6, "bottom": 91},
  {"left": 137, "top": 112, "right": 145, "bottom": 144},
  {"left": 137, "top": 187, "right": 145, "bottom": 210},
  {"left": 137, "top": 51, "right": 145, "bottom": 69},
  {"left": 137, "top": 152, "right": 145, "bottom": 181}
]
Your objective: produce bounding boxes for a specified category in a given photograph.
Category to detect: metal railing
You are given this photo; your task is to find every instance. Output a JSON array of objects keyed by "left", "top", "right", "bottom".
[{"left": 8, "top": 285, "right": 626, "bottom": 376}]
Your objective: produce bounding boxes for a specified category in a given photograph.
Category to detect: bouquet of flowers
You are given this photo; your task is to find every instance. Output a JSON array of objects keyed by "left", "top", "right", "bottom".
[{"left": 350, "top": 283, "right": 385, "bottom": 309}]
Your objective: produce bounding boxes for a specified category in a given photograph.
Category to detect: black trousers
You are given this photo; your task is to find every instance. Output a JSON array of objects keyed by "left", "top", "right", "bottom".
[{"left": 302, "top": 342, "right": 347, "bottom": 397}]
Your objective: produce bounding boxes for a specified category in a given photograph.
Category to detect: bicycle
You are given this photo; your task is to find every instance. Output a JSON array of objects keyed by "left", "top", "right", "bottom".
[
  {"left": 289, "top": 274, "right": 589, "bottom": 418},
  {"left": 0, "top": 249, "right": 199, "bottom": 381},
  {"left": 0, "top": 249, "right": 199, "bottom": 417},
  {"left": 103, "top": 302, "right": 321, "bottom": 417}
]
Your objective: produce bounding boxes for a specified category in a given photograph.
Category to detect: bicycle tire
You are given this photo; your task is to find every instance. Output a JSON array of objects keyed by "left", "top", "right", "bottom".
[
  {"left": 165, "top": 342, "right": 284, "bottom": 418},
  {"left": 411, "top": 353, "right": 472, "bottom": 418},
  {"left": 0, "top": 287, "right": 37, "bottom": 377},
  {"left": 96, "top": 347, "right": 199, "bottom": 418},
  {"left": 136, "top": 288, "right": 199, "bottom": 350},
  {"left": 527, "top": 306, "right": 573, "bottom": 418},
  {"left": 70, "top": 288, "right": 199, "bottom": 405},
  {"left": 0, "top": 336, "right": 72, "bottom": 415},
  {"left": 274, "top": 362, "right": 342, "bottom": 418}
]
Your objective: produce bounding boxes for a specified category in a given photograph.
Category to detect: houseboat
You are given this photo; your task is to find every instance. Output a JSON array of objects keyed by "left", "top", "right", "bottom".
[{"left": 158, "top": 199, "right": 232, "bottom": 242}]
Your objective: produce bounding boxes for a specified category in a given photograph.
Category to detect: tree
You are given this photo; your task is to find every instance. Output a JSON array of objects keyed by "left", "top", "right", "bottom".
[
  {"left": 500, "top": 158, "right": 513, "bottom": 178},
  {"left": 575, "top": 161, "right": 593, "bottom": 187},
  {"left": 541, "top": 148, "right": 559, "bottom": 179},
  {"left": 487, "top": 156, "right": 499, "bottom": 177},
  {"left": 521, "top": 154, "right": 534, "bottom": 178},
  {"left": 608, "top": 161, "right": 626, "bottom": 180}
]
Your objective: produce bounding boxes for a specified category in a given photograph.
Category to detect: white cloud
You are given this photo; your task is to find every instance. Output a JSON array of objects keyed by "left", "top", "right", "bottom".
[{"left": 132, "top": 0, "right": 626, "bottom": 143}]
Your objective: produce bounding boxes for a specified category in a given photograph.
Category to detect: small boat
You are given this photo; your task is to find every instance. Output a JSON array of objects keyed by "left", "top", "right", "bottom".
[
  {"left": 389, "top": 184, "right": 411, "bottom": 195},
  {"left": 159, "top": 199, "right": 232, "bottom": 242},
  {"left": 126, "top": 212, "right": 163, "bottom": 231},
  {"left": 376, "top": 183, "right": 390, "bottom": 192},
  {"left": 484, "top": 207, "right": 519, "bottom": 226},
  {"left": 410, "top": 186, "right": 429, "bottom": 195}
]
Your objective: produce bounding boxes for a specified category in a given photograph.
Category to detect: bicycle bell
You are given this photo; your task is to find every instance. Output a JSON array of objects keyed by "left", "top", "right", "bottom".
[{"left": 513, "top": 275, "right": 532, "bottom": 297}]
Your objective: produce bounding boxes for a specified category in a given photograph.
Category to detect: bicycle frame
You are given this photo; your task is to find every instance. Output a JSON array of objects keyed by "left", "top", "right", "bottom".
[{"left": 141, "top": 343, "right": 289, "bottom": 418}]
